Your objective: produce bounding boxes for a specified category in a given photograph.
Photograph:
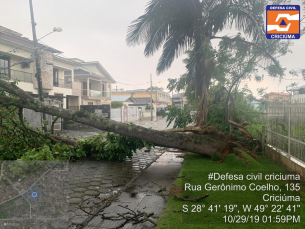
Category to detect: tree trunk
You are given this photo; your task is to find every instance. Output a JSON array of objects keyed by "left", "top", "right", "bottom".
[
  {"left": 225, "top": 79, "right": 240, "bottom": 124},
  {"left": 194, "top": 58, "right": 213, "bottom": 127},
  {"left": 195, "top": 84, "right": 209, "bottom": 126},
  {"left": 0, "top": 95, "right": 228, "bottom": 157},
  {"left": 0, "top": 78, "right": 257, "bottom": 160}
]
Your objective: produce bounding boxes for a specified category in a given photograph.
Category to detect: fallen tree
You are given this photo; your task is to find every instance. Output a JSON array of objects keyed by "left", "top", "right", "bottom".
[{"left": 0, "top": 79, "right": 257, "bottom": 159}]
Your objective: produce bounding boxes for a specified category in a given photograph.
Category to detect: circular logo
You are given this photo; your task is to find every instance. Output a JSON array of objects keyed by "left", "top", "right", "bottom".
[{"left": 26, "top": 187, "right": 42, "bottom": 202}]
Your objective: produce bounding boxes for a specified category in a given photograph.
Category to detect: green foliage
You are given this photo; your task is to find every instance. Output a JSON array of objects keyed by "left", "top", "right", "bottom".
[
  {"left": 245, "top": 124, "right": 264, "bottom": 140},
  {"left": 75, "top": 133, "right": 154, "bottom": 161},
  {"left": 0, "top": 74, "right": 153, "bottom": 162},
  {"left": 0, "top": 105, "right": 152, "bottom": 161},
  {"left": 4, "top": 160, "right": 46, "bottom": 180},
  {"left": 163, "top": 105, "right": 194, "bottom": 128},
  {"left": 127, "top": 0, "right": 269, "bottom": 74},
  {"left": 111, "top": 101, "right": 124, "bottom": 108},
  {"left": 147, "top": 86, "right": 163, "bottom": 91},
  {"left": 64, "top": 120, "right": 77, "bottom": 124},
  {"left": 19, "top": 144, "right": 75, "bottom": 161},
  {"left": 208, "top": 88, "right": 262, "bottom": 132},
  {"left": 0, "top": 107, "right": 51, "bottom": 160}
]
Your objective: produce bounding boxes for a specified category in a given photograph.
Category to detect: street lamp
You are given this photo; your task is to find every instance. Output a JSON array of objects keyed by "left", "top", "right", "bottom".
[
  {"left": 29, "top": 0, "right": 62, "bottom": 133},
  {"left": 38, "top": 27, "right": 63, "bottom": 41}
]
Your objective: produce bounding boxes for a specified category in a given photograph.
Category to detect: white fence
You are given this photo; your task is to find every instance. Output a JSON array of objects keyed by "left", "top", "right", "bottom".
[
  {"left": 111, "top": 108, "right": 122, "bottom": 122},
  {"left": 266, "top": 104, "right": 305, "bottom": 164},
  {"left": 23, "top": 99, "right": 62, "bottom": 131},
  {"left": 128, "top": 106, "right": 140, "bottom": 122},
  {"left": 111, "top": 106, "right": 141, "bottom": 123}
]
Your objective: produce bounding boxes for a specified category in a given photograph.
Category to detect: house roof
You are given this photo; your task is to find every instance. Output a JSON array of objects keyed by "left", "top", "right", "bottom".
[
  {"left": 112, "top": 89, "right": 147, "bottom": 93},
  {"left": 129, "top": 97, "right": 154, "bottom": 105},
  {"left": 112, "top": 89, "right": 170, "bottom": 94},
  {"left": 265, "top": 92, "right": 290, "bottom": 96},
  {"left": 0, "top": 25, "right": 115, "bottom": 83},
  {"left": 250, "top": 99, "right": 263, "bottom": 103},
  {"left": 81, "top": 61, "right": 116, "bottom": 83},
  {"left": 0, "top": 25, "right": 62, "bottom": 54}
]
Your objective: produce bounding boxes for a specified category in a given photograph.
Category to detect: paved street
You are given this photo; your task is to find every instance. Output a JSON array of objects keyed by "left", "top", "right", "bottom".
[
  {"left": 83, "top": 151, "right": 183, "bottom": 228},
  {"left": 67, "top": 148, "right": 166, "bottom": 228},
  {"left": 62, "top": 118, "right": 179, "bottom": 228}
]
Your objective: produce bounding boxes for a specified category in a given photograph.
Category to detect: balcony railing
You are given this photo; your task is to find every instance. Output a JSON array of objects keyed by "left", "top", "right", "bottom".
[
  {"left": 89, "top": 90, "right": 102, "bottom": 97},
  {"left": 81, "top": 89, "right": 111, "bottom": 97},
  {"left": 102, "top": 91, "right": 111, "bottom": 98},
  {"left": 82, "top": 89, "right": 101, "bottom": 97},
  {"left": 68, "top": 106, "right": 80, "bottom": 111},
  {"left": 10, "top": 70, "right": 33, "bottom": 83},
  {"left": 53, "top": 79, "right": 72, "bottom": 88}
]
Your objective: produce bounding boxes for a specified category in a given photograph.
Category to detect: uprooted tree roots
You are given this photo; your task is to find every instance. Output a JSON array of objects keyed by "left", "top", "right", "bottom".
[{"left": 164, "top": 121, "right": 261, "bottom": 163}]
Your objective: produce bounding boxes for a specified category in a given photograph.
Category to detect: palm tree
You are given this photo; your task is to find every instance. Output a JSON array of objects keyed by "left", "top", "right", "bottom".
[{"left": 126, "top": 0, "right": 271, "bottom": 126}]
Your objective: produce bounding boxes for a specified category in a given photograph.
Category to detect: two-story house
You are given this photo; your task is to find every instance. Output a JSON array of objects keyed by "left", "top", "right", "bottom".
[
  {"left": 112, "top": 89, "right": 171, "bottom": 108},
  {"left": 0, "top": 25, "right": 115, "bottom": 129},
  {"left": 264, "top": 92, "right": 290, "bottom": 102},
  {"left": 66, "top": 59, "right": 115, "bottom": 107},
  {"left": 0, "top": 25, "right": 115, "bottom": 110}
]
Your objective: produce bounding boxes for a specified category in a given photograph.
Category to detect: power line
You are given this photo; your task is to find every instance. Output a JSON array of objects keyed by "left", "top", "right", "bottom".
[
  {"left": 282, "top": 78, "right": 304, "bottom": 80},
  {"left": 113, "top": 75, "right": 148, "bottom": 84},
  {"left": 114, "top": 81, "right": 149, "bottom": 85},
  {"left": 21, "top": 22, "right": 31, "bottom": 37}
]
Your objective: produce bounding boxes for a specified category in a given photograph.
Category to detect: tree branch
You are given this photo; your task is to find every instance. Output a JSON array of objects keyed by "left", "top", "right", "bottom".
[{"left": 210, "top": 36, "right": 279, "bottom": 66}]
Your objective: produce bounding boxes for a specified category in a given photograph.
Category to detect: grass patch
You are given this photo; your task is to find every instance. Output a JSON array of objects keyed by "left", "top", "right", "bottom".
[{"left": 156, "top": 152, "right": 305, "bottom": 229}]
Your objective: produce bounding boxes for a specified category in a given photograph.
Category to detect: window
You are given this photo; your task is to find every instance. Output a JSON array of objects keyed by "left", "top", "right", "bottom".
[
  {"left": 64, "top": 70, "right": 72, "bottom": 76},
  {"left": 53, "top": 68, "right": 59, "bottom": 86},
  {"left": 83, "top": 82, "right": 87, "bottom": 95},
  {"left": 65, "top": 77, "right": 72, "bottom": 83},
  {"left": 88, "top": 102, "right": 93, "bottom": 105},
  {"left": 0, "top": 55, "right": 10, "bottom": 77},
  {"left": 101, "top": 84, "right": 105, "bottom": 92}
]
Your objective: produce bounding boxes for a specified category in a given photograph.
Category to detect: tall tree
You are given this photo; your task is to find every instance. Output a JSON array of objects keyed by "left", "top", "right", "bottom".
[{"left": 126, "top": 0, "right": 283, "bottom": 126}]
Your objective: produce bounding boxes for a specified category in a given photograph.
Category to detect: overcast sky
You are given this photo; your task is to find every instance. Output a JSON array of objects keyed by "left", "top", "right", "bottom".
[{"left": 1, "top": 0, "right": 304, "bottom": 97}]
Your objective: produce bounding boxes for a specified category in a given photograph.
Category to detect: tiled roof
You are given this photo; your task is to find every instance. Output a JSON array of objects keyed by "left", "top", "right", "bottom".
[
  {"left": 265, "top": 92, "right": 290, "bottom": 96},
  {"left": 132, "top": 97, "right": 154, "bottom": 105}
]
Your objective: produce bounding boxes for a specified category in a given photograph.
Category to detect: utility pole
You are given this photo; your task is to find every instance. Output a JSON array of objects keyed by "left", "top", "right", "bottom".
[
  {"left": 29, "top": 0, "right": 47, "bottom": 132},
  {"left": 150, "top": 73, "right": 153, "bottom": 121}
]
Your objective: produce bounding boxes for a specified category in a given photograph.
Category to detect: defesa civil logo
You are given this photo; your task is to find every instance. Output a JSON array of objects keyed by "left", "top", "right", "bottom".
[{"left": 266, "top": 5, "right": 300, "bottom": 39}]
